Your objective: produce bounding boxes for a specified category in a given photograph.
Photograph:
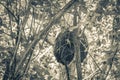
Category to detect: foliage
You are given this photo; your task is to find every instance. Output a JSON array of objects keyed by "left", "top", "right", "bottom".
[{"left": 0, "top": 0, "right": 120, "bottom": 80}]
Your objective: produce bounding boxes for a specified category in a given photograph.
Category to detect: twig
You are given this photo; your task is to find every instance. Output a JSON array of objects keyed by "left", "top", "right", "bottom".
[{"left": 104, "top": 43, "right": 119, "bottom": 80}]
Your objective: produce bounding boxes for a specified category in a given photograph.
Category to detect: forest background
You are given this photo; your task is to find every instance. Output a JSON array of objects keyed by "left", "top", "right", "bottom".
[{"left": 0, "top": 0, "right": 120, "bottom": 80}]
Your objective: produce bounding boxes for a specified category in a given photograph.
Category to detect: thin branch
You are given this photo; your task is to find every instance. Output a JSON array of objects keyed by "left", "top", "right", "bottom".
[{"left": 104, "top": 43, "right": 119, "bottom": 80}]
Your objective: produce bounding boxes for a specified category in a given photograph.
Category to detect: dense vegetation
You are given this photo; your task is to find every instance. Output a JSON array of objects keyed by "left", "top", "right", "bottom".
[{"left": 0, "top": 0, "right": 120, "bottom": 80}]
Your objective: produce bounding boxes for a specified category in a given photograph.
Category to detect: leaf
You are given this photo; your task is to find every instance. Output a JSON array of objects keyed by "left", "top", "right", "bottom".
[
  {"left": 10, "top": 32, "right": 16, "bottom": 38},
  {"left": 0, "top": 46, "right": 6, "bottom": 51},
  {"left": 6, "top": 47, "right": 14, "bottom": 52},
  {"left": 0, "top": 17, "right": 2, "bottom": 26},
  {"left": 0, "top": 29, "right": 4, "bottom": 34}
]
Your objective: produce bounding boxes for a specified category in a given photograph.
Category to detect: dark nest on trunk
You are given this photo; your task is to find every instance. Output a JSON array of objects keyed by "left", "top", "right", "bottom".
[
  {"left": 54, "top": 29, "right": 88, "bottom": 65},
  {"left": 54, "top": 28, "right": 88, "bottom": 80},
  {"left": 54, "top": 29, "right": 75, "bottom": 65}
]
